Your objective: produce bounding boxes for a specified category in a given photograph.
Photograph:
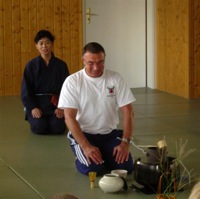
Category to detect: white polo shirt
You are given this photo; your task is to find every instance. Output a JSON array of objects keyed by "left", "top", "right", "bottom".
[{"left": 58, "top": 68, "right": 135, "bottom": 134}]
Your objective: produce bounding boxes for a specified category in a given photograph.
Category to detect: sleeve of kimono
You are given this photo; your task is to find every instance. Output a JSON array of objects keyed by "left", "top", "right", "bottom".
[{"left": 21, "top": 62, "right": 38, "bottom": 113}]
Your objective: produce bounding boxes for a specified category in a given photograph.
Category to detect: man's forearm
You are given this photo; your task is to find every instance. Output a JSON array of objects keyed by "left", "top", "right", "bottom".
[{"left": 65, "top": 117, "right": 90, "bottom": 149}]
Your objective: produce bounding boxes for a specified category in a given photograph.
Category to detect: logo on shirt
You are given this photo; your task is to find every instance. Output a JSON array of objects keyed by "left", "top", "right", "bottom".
[{"left": 107, "top": 86, "right": 115, "bottom": 98}]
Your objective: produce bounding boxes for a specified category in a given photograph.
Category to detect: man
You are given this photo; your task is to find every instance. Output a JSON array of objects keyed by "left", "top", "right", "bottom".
[{"left": 58, "top": 42, "right": 136, "bottom": 175}]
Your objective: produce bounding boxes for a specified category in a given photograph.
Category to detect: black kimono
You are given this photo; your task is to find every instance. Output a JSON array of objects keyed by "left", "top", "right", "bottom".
[{"left": 21, "top": 53, "right": 69, "bottom": 134}]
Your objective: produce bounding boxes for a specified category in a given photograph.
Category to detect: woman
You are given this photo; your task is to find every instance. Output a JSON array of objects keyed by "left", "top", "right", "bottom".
[{"left": 21, "top": 30, "right": 69, "bottom": 135}]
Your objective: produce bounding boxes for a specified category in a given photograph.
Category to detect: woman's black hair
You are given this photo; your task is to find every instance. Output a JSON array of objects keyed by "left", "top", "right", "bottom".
[{"left": 34, "top": 30, "right": 55, "bottom": 43}]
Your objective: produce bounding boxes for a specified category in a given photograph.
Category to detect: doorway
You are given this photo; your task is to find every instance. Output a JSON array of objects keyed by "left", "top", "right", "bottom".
[{"left": 83, "top": 0, "right": 147, "bottom": 88}]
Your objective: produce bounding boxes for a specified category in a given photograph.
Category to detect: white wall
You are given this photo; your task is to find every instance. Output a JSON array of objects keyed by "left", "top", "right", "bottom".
[
  {"left": 147, "top": 0, "right": 155, "bottom": 88},
  {"left": 83, "top": 0, "right": 155, "bottom": 88}
]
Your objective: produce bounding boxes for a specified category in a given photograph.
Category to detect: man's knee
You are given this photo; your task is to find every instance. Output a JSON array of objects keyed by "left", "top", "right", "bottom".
[
  {"left": 113, "top": 155, "right": 134, "bottom": 174},
  {"left": 75, "top": 159, "right": 104, "bottom": 176}
]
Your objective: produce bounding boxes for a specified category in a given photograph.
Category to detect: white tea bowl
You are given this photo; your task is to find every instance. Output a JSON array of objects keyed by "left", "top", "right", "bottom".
[{"left": 111, "top": 169, "right": 128, "bottom": 179}]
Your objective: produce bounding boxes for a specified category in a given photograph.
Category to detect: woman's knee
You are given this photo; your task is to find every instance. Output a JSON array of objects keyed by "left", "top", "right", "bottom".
[
  {"left": 49, "top": 117, "right": 66, "bottom": 134},
  {"left": 28, "top": 117, "right": 48, "bottom": 134},
  {"left": 49, "top": 121, "right": 66, "bottom": 134},
  {"left": 31, "top": 122, "right": 48, "bottom": 134}
]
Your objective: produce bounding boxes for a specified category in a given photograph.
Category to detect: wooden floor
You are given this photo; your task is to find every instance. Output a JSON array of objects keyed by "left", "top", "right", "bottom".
[{"left": 0, "top": 88, "right": 199, "bottom": 199}]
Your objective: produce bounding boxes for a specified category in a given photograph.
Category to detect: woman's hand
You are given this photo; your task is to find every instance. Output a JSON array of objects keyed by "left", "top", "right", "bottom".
[
  {"left": 32, "top": 108, "right": 42, "bottom": 118},
  {"left": 54, "top": 108, "right": 64, "bottom": 118}
]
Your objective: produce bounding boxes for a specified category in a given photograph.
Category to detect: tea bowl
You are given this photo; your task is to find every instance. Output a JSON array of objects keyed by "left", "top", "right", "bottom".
[{"left": 111, "top": 169, "right": 128, "bottom": 179}]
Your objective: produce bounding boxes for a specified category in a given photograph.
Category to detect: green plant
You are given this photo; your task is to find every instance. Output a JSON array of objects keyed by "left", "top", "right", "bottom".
[{"left": 156, "top": 138, "right": 196, "bottom": 199}]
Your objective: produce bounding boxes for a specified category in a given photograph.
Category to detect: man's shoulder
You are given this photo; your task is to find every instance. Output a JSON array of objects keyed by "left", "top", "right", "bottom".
[
  {"left": 105, "top": 69, "right": 122, "bottom": 78},
  {"left": 69, "top": 69, "right": 83, "bottom": 77},
  {"left": 66, "top": 69, "right": 84, "bottom": 82}
]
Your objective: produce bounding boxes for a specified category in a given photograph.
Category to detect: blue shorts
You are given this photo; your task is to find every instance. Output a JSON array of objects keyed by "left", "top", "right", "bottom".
[{"left": 67, "top": 129, "right": 134, "bottom": 175}]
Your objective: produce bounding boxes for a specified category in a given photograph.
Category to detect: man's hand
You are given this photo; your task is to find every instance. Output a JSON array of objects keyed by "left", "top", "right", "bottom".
[
  {"left": 64, "top": 107, "right": 103, "bottom": 165},
  {"left": 83, "top": 145, "right": 104, "bottom": 165},
  {"left": 113, "top": 142, "right": 130, "bottom": 164}
]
